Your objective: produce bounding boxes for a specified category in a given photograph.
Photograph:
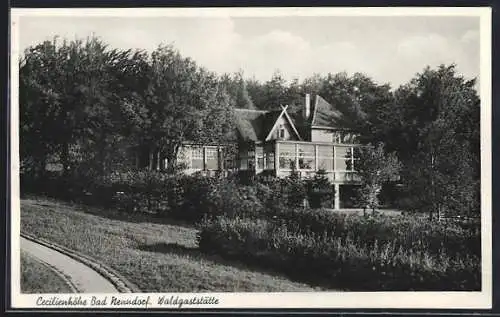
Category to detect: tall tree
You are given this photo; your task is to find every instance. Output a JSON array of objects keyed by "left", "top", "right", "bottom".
[
  {"left": 318, "top": 72, "right": 394, "bottom": 135},
  {"left": 20, "top": 38, "right": 63, "bottom": 178},
  {"left": 220, "top": 71, "right": 256, "bottom": 110},
  {"left": 246, "top": 77, "right": 267, "bottom": 110},
  {"left": 247, "top": 70, "right": 288, "bottom": 110},
  {"left": 20, "top": 36, "right": 133, "bottom": 178},
  {"left": 388, "top": 65, "right": 480, "bottom": 218},
  {"left": 354, "top": 143, "right": 401, "bottom": 215},
  {"left": 122, "top": 44, "right": 235, "bottom": 172}
]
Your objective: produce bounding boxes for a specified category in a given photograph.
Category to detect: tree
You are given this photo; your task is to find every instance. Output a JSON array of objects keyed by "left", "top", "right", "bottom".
[
  {"left": 318, "top": 72, "right": 394, "bottom": 135},
  {"left": 283, "top": 77, "right": 305, "bottom": 114},
  {"left": 301, "top": 73, "right": 324, "bottom": 96},
  {"left": 220, "top": 71, "right": 256, "bottom": 110},
  {"left": 257, "top": 70, "right": 288, "bottom": 110},
  {"left": 20, "top": 36, "right": 134, "bottom": 180},
  {"left": 354, "top": 143, "right": 401, "bottom": 215},
  {"left": 387, "top": 65, "right": 480, "bottom": 218},
  {"left": 246, "top": 77, "right": 267, "bottom": 110},
  {"left": 122, "top": 44, "right": 235, "bottom": 172},
  {"left": 20, "top": 38, "right": 63, "bottom": 179}
]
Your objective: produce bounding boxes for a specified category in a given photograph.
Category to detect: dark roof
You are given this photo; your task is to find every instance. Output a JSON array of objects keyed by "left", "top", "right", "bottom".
[
  {"left": 234, "top": 109, "right": 271, "bottom": 141},
  {"left": 310, "top": 95, "right": 343, "bottom": 128},
  {"left": 234, "top": 108, "right": 298, "bottom": 142},
  {"left": 233, "top": 95, "right": 345, "bottom": 142}
]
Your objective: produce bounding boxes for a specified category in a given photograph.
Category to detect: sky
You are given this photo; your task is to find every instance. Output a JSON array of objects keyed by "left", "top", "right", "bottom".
[{"left": 18, "top": 14, "right": 480, "bottom": 88}]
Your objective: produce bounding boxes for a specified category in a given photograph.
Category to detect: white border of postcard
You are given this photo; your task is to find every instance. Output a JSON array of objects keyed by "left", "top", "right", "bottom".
[{"left": 9, "top": 7, "right": 492, "bottom": 309}]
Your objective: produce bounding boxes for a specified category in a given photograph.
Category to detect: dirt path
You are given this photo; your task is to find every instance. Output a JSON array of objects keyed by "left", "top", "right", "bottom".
[{"left": 21, "top": 237, "right": 118, "bottom": 293}]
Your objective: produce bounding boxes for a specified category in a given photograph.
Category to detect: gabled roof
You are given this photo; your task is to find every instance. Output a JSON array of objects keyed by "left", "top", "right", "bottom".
[
  {"left": 310, "top": 95, "right": 343, "bottom": 128},
  {"left": 233, "top": 95, "right": 350, "bottom": 142},
  {"left": 264, "top": 106, "right": 302, "bottom": 141},
  {"left": 233, "top": 107, "right": 301, "bottom": 142}
]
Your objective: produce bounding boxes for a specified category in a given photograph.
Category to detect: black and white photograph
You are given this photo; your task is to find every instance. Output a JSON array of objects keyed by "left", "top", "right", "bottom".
[{"left": 9, "top": 7, "right": 492, "bottom": 309}]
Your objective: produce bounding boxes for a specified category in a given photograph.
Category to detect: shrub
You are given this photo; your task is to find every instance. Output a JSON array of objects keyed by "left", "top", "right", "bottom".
[
  {"left": 305, "top": 169, "right": 334, "bottom": 208},
  {"left": 283, "top": 171, "right": 308, "bottom": 207},
  {"left": 175, "top": 173, "right": 220, "bottom": 222},
  {"left": 176, "top": 174, "right": 268, "bottom": 222},
  {"left": 255, "top": 173, "right": 307, "bottom": 211},
  {"left": 91, "top": 169, "right": 179, "bottom": 214},
  {"left": 272, "top": 208, "right": 480, "bottom": 259},
  {"left": 197, "top": 216, "right": 272, "bottom": 257},
  {"left": 197, "top": 215, "right": 480, "bottom": 290}
]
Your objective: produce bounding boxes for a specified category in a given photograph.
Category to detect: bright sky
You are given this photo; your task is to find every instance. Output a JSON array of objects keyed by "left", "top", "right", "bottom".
[{"left": 18, "top": 14, "right": 480, "bottom": 88}]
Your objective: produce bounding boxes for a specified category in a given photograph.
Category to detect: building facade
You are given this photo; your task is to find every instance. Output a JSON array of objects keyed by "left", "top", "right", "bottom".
[{"left": 169, "top": 94, "right": 363, "bottom": 209}]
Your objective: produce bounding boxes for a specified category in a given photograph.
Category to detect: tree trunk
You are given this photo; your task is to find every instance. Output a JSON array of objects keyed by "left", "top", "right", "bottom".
[
  {"left": 165, "top": 144, "right": 180, "bottom": 174},
  {"left": 159, "top": 150, "right": 166, "bottom": 171},
  {"left": 148, "top": 147, "right": 154, "bottom": 171},
  {"left": 97, "top": 138, "right": 107, "bottom": 176},
  {"left": 61, "top": 142, "right": 70, "bottom": 178},
  {"left": 430, "top": 153, "right": 436, "bottom": 221},
  {"left": 36, "top": 153, "right": 47, "bottom": 180}
]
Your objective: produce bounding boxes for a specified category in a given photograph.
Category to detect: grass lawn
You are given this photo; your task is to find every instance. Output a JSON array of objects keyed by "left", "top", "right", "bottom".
[
  {"left": 21, "top": 251, "right": 74, "bottom": 293},
  {"left": 20, "top": 197, "right": 319, "bottom": 292}
]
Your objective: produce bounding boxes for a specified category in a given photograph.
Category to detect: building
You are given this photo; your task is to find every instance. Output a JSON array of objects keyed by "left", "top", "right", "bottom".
[{"left": 172, "top": 94, "right": 362, "bottom": 209}]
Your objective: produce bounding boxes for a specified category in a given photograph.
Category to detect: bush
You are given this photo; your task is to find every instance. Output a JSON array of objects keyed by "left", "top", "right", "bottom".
[
  {"left": 305, "top": 169, "right": 334, "bottom": 208},
  {"left": 197, "top": 215, "right": 480, "bottom": 290},
  {"left": 175, "top": 173, "right": 220, "bottom": 222},
  {"left": 255, "top": 173, "right": 307, "bottom": 211},
  {"left": 283, "top": 171, "right": 308, "bottom": 207},
  {"left": 270, "top": 207, "right": 480, "bottom": 259},
  {"left": 197, "top": 216, "right": 272, "bottom": 257},
  {"left": 175, "top": 174, "right": 269, "bottom": 223},
  {"left": 94, "top": 169, "right": 174, "bottom": 213}
]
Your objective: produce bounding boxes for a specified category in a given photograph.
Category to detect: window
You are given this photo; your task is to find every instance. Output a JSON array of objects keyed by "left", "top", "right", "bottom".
[
  {"left": 240, "top": 158, "right": 249, "bottom": 170},
  {"left": 191, "top": 147, "right": 204, "bottom": 170},
  {"left": 206, "top": 147, "right": 219, "bottom": 170},
  {"left": 239, "top": 146, "right": 255, "bottom": 170},
  {"left": 333, "top": 132, "right": 358, "bottom": 144},
  {"left": 256, "top": 146, "right": 265, "bottom": 170},
  {"left": 222, "top": 148, "right": 237, "bottom": 170},
  {"left": 278, "top": 125, "right": 286, "bottom": 139},
  {"left": 265, "top": 151, "right": 275, "bottom": 169},
  {"left": 279, "top": 143, "right": 296, "bottom": 169},
  {"left": 333, "top": 133, "right": 342, "bottom": 144},
  {"left": 298, "top": 144, "right": 315, "bottom": 170},
  {"left": 335, "top": 146, "right": 354, "bottom": 171},
  {"left": 342, "top": 133, "right": 357, "bottom": 144},
  {"left": 318, "top": 145, "right": 334, "bottom": 171}
]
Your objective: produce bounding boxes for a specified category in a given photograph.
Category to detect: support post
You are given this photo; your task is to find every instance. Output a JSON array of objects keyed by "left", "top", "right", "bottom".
[
  {"left": 295, "top": 143, "right": 299, "bottom": 172},
  {"left": 314, "top": 144, "right": 319, "bottom": 172},
  {"left": 334, "top": 183, "right": 340, "bottom": 210},
  {"left": 156, "top": 150, "right": 161, "bottom": 171},
  {"left": 254, "top": 145, "right": 258, "bottom": 175},
  {"left": 218, "top": 146, "right": 222, "bottom": 171},
  {"left": 203, "top": 146, "right": 207, "bottom": 172},
  {"left": 275, "top": 141, "right": 280, "bottom": 177}
]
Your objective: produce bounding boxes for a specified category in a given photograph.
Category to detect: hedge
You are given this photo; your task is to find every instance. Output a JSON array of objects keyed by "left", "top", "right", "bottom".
[{"left": 197, "top": 215, "right": 480, "bottom": 291}]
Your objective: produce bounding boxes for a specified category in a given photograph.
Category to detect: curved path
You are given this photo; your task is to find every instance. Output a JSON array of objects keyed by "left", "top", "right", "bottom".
[{"left": 21, "top": 237, "right": 118, "bottom": 293}]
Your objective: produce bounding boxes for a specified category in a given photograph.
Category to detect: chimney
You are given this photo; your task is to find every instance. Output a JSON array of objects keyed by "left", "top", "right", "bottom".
[{"left": 304, "top": 93, "right": 311, "bottom": 119}]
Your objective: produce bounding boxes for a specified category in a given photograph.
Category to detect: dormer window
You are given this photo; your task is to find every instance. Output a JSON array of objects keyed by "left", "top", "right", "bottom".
[
  {"left": 279, "top": 125, "right": 286, "bottom": 139},
  {"left": 333, "top": 133, "right": 342, "bottom": 144}
]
